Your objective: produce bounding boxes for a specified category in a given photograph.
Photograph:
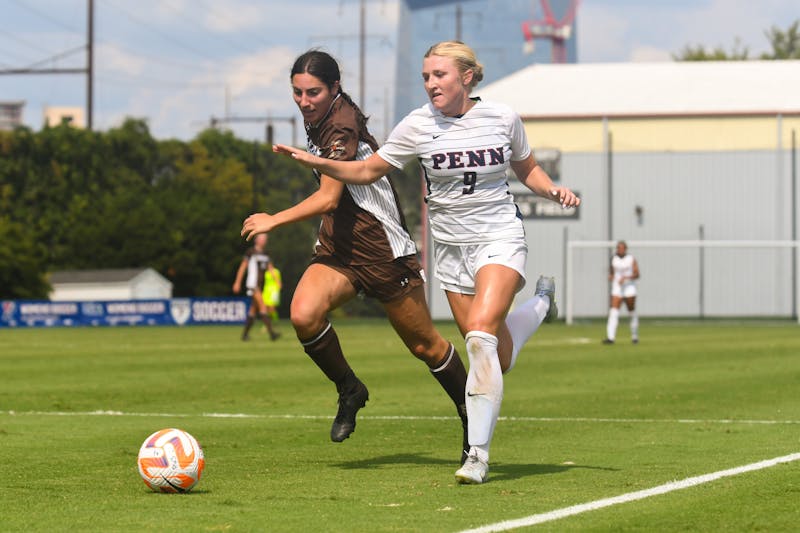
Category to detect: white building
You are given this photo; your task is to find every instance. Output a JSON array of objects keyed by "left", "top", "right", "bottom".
[{"left": 49, "top": 268, "right": 173, "bottom": 302}]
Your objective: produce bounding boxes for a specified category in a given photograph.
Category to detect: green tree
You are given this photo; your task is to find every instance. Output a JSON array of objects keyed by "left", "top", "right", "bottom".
[
  {"left": 761, "top": 20, "right": 800, "bottom": 59},
  {"left": 0, "top": 216, "right": 51, "bottom": 299},
  {"left": 673, "top": 37, "right": 749, "bottom": 61},
  {"left": 0, "top": 117, "right": 334, "bottom": 314},
  {"left": 674, "top": 20, "right": 800, "bottom": 61}
]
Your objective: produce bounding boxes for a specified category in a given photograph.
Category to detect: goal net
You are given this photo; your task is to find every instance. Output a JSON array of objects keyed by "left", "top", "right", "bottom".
[{"left": 565, "top": 240, "right": 800, "bottom": 324}]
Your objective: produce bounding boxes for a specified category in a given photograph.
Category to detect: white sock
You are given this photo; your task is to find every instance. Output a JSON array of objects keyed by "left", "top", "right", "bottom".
[
  {"left": 630, "top": 312, "right": 639, "bottom": 340},
  {"left": 464, "top": 330, "right": 503, "bottom": 461},
  {"left": 606, "top": 308, "right": 619, "bottom": 341},
  {"left": 504, "top": 295, "right": 549, "bottom": 373}
]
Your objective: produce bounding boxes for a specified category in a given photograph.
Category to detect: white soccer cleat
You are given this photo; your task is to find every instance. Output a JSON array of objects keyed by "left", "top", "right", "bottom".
[
  {"left": 535, "top": 275, "right": 558, "bottom": 323},
  {"left": 455, "top": 453, "right": 489, "bottom": 484}
]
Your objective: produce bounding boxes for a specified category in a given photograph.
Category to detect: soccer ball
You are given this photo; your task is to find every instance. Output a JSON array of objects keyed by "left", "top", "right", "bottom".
[{"left": 137, "top": 428, "right": 205, "bottom": 493}]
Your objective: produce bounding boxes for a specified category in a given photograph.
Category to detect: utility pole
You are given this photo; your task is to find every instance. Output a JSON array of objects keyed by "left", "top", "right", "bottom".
[
  {"left": 359, "top": 0, "right": 366, "bottom": 109},
  {"left": 87, "top": 0, "right": 94, "bottom": 130},
  {"left": 309, "top": 0, "right": 388, "bottom": 114},
  {"left": 456, "top": 3, "right": 462, "bottom": 41},
  {"left": 210, "top": 115, "right": 298, "bottom": 147},
  {"left": 434, "top": 3, "right": 477, "bottom": 41},
  {"left": 0, "top": 0, "right": 95, "bottom": 130}
]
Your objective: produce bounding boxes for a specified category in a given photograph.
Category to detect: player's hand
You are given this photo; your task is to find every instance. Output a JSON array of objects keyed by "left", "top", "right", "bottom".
[
  {"left": 241, "top": 213, "right": 274, "bottom": 241},
  {"left": 549, "top": 187, "right": 581, "bottom": 208},
  {"left": 232, "top": 282, "right": 240, "bottom": 294},
  {"left": 273, "top": 144, "right": 317, "bottom": 168}
]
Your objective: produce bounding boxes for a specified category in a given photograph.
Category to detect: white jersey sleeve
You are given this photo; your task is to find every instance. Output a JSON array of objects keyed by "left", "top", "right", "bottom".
[
  {"left": 510, "top": 112, "right": 532, "bottom": 161},
  {"left": 376, "top": 114, "right": 419, "bottom": 169}
]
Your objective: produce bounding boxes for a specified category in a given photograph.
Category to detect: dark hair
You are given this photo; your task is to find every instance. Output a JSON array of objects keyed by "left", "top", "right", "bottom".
[
  {"left": 291, "top": 49, "right": 368, "bottom": 127},
  {"left": 291, "top": 50, "right": 340, "bottom": 89}
]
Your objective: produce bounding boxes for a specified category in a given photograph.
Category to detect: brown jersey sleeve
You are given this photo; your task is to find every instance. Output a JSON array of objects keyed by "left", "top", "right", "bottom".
[{"left": 316, "top": 105, "right": 361, "bottom": 161}]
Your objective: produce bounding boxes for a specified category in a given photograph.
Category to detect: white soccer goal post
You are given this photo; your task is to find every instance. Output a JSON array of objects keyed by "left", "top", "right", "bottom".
[{"left": 565, "top": 240, "right": 800, "bottom": 325}]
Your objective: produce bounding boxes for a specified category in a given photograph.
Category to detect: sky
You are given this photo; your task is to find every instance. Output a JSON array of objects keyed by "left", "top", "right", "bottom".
[{"left": 1, "top": 0, "right": 798, "bottom": 143}]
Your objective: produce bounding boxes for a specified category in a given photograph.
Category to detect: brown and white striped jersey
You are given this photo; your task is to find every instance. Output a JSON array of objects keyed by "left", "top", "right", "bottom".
[{"left": 305, "top": 94, "right": 417, "bottom": 265}]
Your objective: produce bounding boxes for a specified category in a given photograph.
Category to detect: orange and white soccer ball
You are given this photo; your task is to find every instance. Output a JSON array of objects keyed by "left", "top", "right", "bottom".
[{"left": 137, "top": 428, "right": 205, "bottom": 493}]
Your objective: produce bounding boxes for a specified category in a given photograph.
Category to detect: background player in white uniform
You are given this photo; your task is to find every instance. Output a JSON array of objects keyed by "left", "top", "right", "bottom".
[
  {"left": 604, "top": 241, "right": 640, "bottom": 344},
  {"left": 233, "top": 233, "right": 280, "bottom": 341},
  {"left": 269, "top": 41, "right": 581, "bottom": 484}
]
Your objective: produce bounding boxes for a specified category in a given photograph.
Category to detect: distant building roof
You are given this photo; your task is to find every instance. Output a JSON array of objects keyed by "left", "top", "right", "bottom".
[
  {"left": 476, "top": 60, "right": 800, "bottom": 118},
  {"left": 49, "top": 268, "right": 155, "bottom": 284}
]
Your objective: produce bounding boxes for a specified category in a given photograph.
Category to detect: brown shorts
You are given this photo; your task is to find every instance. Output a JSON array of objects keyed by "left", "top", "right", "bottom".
[{"left": 310, "top": 254, "right": 425, "bottom": 303}]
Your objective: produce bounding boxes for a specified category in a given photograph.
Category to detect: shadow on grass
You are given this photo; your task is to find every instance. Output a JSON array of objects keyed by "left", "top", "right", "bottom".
[
  {"left": 489, "top": 462, "right": 618, "bottom": 482},
  {"left": 333, "top": 453, "right": 618, "bottom": 482},
  {"left": 333, "top": 452, "right": 460, "bottom": 469}
]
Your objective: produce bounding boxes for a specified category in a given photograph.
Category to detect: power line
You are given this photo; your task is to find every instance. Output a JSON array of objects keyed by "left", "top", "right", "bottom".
[
  {"left": 0, "top": 25, "right": 67, "bottom": 58},
  {"left": 0, "top": 47, "right": 40, "bottom": 68},
  {"left": 92, "top": 38, "right": 288, "bottom": 77},
  {"left": 96, "top": 73, "right": 226, "bottom": 89},
  {"left": 100, "top": 0, "right": 220, "bottom": 61},
  {"left": 158, "top": 0, "right": 263, "bottom": 57},
  {"left": 23, "top": 45, "right": 86, "bottom": 70},
  {"left": 193, "top": 0, "right": 277, "bottom": 52},
  {"left": 94, "top": 41, "right": 212, "bottom": 72},
  {"left": 8, "top": 0, "right": 83, "bottom": 34}
]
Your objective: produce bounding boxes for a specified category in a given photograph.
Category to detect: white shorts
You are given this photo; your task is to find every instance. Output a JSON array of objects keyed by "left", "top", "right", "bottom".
[
  {"left": 434, "top": 237, "right": 528, "bottom": 295},
  {"left": 611, "top": 281, "right": 637, "bottom": 298}
]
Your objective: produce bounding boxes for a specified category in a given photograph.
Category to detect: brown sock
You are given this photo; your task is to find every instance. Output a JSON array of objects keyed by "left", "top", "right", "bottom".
[
  {"left": 430, "top": 343, "right": 468, "bottom": 420},
  {"left": 301, "top": 322, "right": 352, "bottom": 387}
]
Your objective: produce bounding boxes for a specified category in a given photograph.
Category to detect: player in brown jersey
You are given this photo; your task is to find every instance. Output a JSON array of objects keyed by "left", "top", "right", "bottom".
[{"left": 241, "top": 50, "right": 470, "bottom": 462}]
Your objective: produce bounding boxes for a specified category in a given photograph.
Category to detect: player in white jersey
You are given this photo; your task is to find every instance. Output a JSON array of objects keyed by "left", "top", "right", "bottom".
[
  {"left": 604, "top": 241, "right": 640, "bottom": 344},
  {"left": 232, "top": 233, "right": 280, "bottom": 341},
  {"left": 268, "top": 41, "right": 581, "bottom": 484}
]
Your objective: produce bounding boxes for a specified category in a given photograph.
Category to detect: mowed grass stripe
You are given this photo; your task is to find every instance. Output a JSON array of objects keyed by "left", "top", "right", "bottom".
[{"left": 3, "top": 409, "right": 800, "bottom": 426}]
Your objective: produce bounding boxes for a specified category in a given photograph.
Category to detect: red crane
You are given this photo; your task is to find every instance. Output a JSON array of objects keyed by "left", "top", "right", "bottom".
[{"left": 521, "top": 0, "right": 579, "bottom": 63}]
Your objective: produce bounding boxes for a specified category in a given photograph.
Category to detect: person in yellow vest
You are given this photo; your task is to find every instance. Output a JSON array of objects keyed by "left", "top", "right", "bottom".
[{"left": 262, "top": 262, "right": 282, "bottom": 322}]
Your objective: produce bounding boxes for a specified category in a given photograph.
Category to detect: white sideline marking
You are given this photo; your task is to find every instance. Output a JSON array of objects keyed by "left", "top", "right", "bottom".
[
  {"left": 2, "top": 410, "right": 800, "bottom": 425},
  {"left": 459, "top": 452, "right": 800, "bottom": 533}
]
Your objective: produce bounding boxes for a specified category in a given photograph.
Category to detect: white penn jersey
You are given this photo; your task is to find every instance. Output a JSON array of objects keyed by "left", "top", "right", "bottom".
[
  {"left": 611, "top": 254, "right": 636, "bottom": 285},
  {"left": 377, "top": 99, "right": 531, "bottom": 245}
]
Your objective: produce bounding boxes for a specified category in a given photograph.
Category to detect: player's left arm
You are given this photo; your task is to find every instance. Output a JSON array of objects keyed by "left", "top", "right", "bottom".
[
  {"left": 631, "top": 259, "right": 640, "bottom": 280},
  {"left": 511, "top": 154, "right": 580, "bottom": 208},
  {"left": 273, "top": 144, "right": 394, "bottom": 185}
]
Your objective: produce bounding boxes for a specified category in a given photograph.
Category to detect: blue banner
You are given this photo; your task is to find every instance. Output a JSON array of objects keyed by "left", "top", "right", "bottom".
[{"left": 0, "top": 298, "right": 251, "bottom": 328}]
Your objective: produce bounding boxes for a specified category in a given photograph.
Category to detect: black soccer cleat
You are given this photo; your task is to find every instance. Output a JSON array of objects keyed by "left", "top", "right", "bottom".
[{"left": 330, "top": 379, "right": 369, "bottom": 442}]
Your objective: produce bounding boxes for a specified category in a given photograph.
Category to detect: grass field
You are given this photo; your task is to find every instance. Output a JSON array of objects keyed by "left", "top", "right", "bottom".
[{"left": 2, "top": 319, "right": 800, "bottom": 532}]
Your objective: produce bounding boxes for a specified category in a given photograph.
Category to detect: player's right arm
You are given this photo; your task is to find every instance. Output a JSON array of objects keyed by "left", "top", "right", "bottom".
[
  {"left": 241, "top": 175, "right": 346, "bottom": 240},
  {"left": 273, "top": 144, "right": 395, "bottom": 185}
]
